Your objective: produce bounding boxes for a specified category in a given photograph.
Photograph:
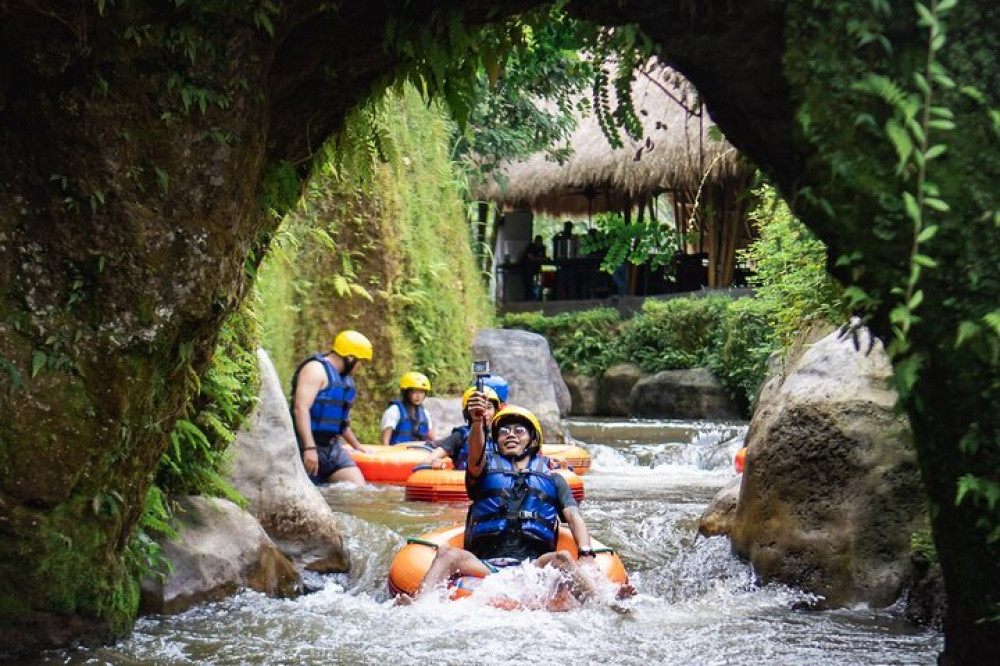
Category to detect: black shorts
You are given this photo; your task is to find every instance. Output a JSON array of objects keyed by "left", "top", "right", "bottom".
[
  {"left": 480, "top": 557, "right": 527, "bottom": 573},
  {"left": 309, "top": 442, "right": 357, "bottom": 484}
]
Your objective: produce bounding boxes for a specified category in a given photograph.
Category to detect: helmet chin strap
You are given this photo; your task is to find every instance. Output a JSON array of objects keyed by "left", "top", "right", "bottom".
[{"left": 340, "top": 356, "right": 357, "bottom": 377}]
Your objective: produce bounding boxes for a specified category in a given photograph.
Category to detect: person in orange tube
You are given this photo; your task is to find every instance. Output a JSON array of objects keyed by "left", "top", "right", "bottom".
[
  {"left": 380, "top": 371, "right": 436, "bottom": 446},
  {"left": 419, "top": 386, "right": 500, "bottom": 470},
  {"left": 398, "top": 400, "right": 600, "bottom": 605}
]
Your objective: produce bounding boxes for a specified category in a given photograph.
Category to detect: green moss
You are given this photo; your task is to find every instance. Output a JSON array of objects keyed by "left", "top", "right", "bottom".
[
  {"left": 256, "top": 84, "right": 493, "bottom": 440},
  {"left": 261, "top": 161, "right": 301, "bottom": 218}
]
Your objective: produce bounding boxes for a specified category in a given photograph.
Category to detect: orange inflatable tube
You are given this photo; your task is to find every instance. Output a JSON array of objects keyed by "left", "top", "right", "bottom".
[
  {"left": 348, "top": 443, "right": 435, "bottom": 485},
  {"left": 404, "top": 468, "right": 585, "bottom": 504},
  {"left": 541, "top": 443, "right": 591, "bottom": 475},
  {"left": 387, "top": 524, "right": 628, "bottom": 601},
  {"left": 734, "top": 446, "right": 747, "bottom": 474}
]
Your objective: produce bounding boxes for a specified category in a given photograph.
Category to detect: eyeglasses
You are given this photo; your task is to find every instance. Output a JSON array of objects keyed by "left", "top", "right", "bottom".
[{"left": 497, "top": 424, "right": 530, "bottom": 437}]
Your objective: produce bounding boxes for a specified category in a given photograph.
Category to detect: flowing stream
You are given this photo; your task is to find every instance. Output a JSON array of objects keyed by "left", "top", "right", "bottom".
[{"left": 30, "top": 418, "right": 942, "bottom": 665}]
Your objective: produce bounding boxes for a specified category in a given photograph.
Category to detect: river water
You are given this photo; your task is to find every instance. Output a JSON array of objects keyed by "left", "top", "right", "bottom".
[{"left": 31, "top": 418, "right": 942, "bottom": 665}]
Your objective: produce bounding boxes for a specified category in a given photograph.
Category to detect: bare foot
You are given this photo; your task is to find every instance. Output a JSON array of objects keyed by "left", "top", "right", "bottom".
[{"left": 616, "top": 582, "right": 637, "bottom": 599}]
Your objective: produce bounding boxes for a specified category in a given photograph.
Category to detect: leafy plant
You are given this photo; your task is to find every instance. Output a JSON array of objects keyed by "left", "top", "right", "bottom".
[
  {"left": 619, "top": 297, "right": 729, "bottom": 372},
  {"left": 500, "top": 308, "right": 623, "bottom": 376},
  {"left": 154, "top": 303, "right": 258, "bottom": 504},
  {"left": 739, "top": 181, "right": 847, "bottom": 349},
  {"left": 706, "top": 297, "right": 778, "bottom": 411},
  {"left": 580, "top": 210, "right": 678, "bottom": 275}
]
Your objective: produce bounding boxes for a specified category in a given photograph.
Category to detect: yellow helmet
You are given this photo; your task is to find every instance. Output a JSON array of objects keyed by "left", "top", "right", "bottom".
[
  {"left": 400, "top": 371, "right": 431, "bottom": 392},
  {"left": 462, "top": 386, "right": 500, "bottom": 409},
  {"left": 332, "top": 330, "right": 373, "bottom": 360},
  {"left": 491, "top": 405, "right": 542, "bottom": 444}
]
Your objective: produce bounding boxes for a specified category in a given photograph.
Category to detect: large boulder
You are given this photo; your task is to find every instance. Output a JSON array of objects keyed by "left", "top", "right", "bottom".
[
  {"left": 139, "top": 496, "right": 301, "bottom": 615},
  {"left": 730, "top": 326, "right": 924, "bottom": 607},
  {"left": 563, "top": 373, "right": 599, "bottom": 416},
  {"left": 424, "top": 396, "right": 464, "bottom": 436},
  {"left": 473, "top": 329, "right": 570, "bottom": 442},
  {"left": 629, "top": 367, "right": 742, "bottom": 419},
  {"left": 597, "top": 363, "right": 645, "bottom": 416},
  {"left": 227, "top": 349, "right": 350, "bottom": 572}
]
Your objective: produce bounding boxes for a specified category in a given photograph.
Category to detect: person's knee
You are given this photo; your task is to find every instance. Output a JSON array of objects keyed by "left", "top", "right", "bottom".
[
  {"left": 558, "top": 550, "right": 580, "bottom": 568},
  {"left": 546, "top": 550, "right": 575, "bottom": 569},
  {"left": 432, "top": 544, "right": 460, "bottom": 567}
]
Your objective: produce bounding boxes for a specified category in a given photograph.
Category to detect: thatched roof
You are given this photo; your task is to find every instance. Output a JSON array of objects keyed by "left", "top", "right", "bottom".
[{"left": 471, "top": 64, "right": 745, "bottom": 216}]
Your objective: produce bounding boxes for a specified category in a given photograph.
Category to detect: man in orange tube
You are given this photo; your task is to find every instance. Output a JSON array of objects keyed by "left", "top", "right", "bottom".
[{"left": 398, "top": 398, "right": 601, "bottom": 605}]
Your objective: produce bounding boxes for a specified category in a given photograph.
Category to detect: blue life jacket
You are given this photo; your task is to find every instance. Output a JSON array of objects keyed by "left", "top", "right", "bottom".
[
  {"left": 465, "top": 453, "right": 560, "bottom": 554},
  {"left": 388, "top": 399, "right": 430, "bottom": 444},
  {"left": 291, "top": 354, "right": 355, "bottom": 445},
  {"left": 449, "top": 424, "right": 495, "bottom": 469},
  {"left": 451, "top": 424, "right": 471, "bottom": 469}
]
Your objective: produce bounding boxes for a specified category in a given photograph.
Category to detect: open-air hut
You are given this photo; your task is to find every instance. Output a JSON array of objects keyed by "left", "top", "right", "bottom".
[{"left": 473, "top": 64, "right": 755, "bottom": 294}]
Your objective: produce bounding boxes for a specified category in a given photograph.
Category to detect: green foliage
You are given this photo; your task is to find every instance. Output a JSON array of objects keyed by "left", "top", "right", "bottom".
[
  {"left": 580, "top": 210, "right": 678, "bottom": 274},
  {"left": 123, "top": 302, "right": 259, "bottom": 593},
  {"left": 257, "top": 85, "right": 492, "bottom": 442},
  {"left": 740, "top": 181, "right": 847, "bottom": 348},
  {"left": 587, "top": 26, "right": 653, "bottom": 149},
  {"left": 387, "top": 5, "right": 659, "bottom": 187},
  {"left": 911, "top": 520, "right": 939, "bottom": 564},
  {"left": 154, "top": 303, "right": 258, "bottom": 503},
  {"left": 124, "top": 485, "right": 176, "bottom": 585},
  {"left": 453, "top": 6, "right": 595, "bottom": 180},
  {"left": 851, "top": 0, "right": 957, "bottom": 387},
  {"left": 706, "top": 298, "right": 778, "bottom": 410},
  {"left": 501, "top": 295, "right": 778, "bottom": 411},
  {"left": 261, "top": 161, "right": 301, "bottom": 219},
  {"left": 619, "top": 297, "right": 730, "bottom": 372},
  {"left": 499, "top": 308, "right": 623, "bottom": 376}
]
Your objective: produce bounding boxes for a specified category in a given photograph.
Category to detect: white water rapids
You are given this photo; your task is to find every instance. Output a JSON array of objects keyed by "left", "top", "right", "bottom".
[{"left": 28, "top": 418, "right": 942, "bottom": 665}]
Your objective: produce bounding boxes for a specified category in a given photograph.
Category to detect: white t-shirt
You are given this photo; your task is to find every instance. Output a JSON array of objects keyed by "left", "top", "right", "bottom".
[{"left": 380, "top": 402, "right": 434, "bottom": 433}]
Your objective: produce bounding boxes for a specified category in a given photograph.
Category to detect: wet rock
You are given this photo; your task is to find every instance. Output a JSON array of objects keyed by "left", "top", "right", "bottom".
[
  {"left": 227, "top": 349, "right": 350, "bottom": 572},
  {"left": 629, "top": 367, "right": 742, "bottom": 420},
  {"left": 730, "top": 326, "right": 923, "bottom": 608},
  {"left": 473, "top": 329, "right": 569, "bottom": 442},
  {"left": 598, "top": 363, "right": 644, "bottom": 416},
  {"left": 140, "top": 496, "right": 301, "bottom": 615},
  {"left": 904, "top": 553, "right": 947, "bottom": 629},
  {"left": 698, "top": 474, "right": 743, "bottom": 537},
  {"left": 563, "top": 373, "right": 599, "bottom": 416}
]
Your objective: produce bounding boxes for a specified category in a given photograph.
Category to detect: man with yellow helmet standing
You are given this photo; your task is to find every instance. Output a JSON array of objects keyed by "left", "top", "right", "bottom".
[
  {"left": 291, "top": 330, "right": 372, "bottom": 486},
  {"left": 380, "top": 371, "right": 436, "bottom": 446}
]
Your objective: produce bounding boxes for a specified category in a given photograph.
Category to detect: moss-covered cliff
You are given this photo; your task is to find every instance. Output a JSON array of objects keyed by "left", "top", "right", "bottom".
[{"left": 256, "top": 86, "right": 493, "bottom": 441}]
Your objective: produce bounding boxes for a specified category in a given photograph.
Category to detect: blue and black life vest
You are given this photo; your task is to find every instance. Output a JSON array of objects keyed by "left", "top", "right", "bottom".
[
  {"left": 465, "top": 453, "right": 560, "bottom": 554},
  {"left": 291, "top": 354, "right": 355, "bottom": 444},
  {"left": 387, "top": 399, "right": 430, "bottom": 444}
]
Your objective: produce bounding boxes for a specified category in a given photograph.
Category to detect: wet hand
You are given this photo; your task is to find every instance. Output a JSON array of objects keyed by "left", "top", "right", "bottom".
[
  {"left": 466, "top": 392, "right": 487, "bottom": 420},
  {"left": 303, "top": 448, "right": 318, "bottom": 475}
]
